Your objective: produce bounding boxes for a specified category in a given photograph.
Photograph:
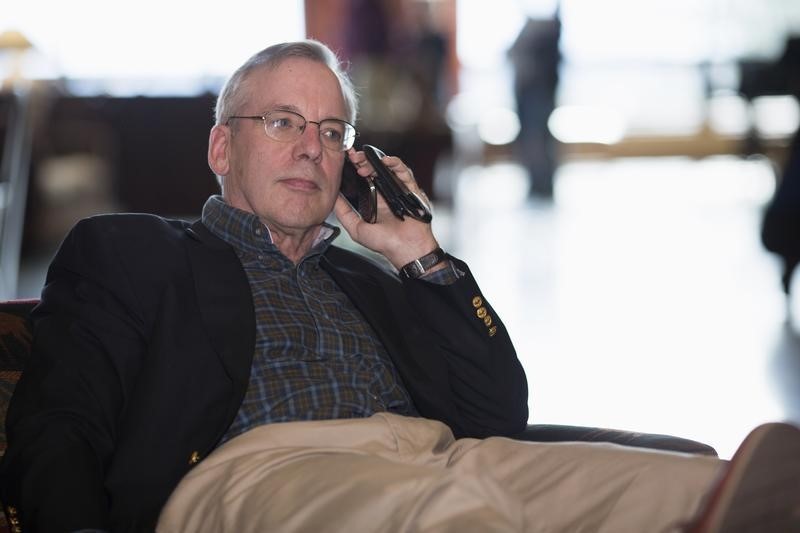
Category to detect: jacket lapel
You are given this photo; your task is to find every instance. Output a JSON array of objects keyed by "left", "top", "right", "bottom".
[
  {"left": 185, "top": 220, "right": 255, "bottom": 387},
  {"left": 320, "top": 249, "right": 405, "bottom": 352},
  {"left": 320, "top": 248, "right": 454, "bottom": 419}
]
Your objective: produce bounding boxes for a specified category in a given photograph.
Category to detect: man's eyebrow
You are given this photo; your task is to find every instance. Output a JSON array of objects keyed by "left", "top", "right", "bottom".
[
  {"left": 268, "top": 103, "right": 348, "bottom": 122},
  {"left": 270, "top": 103, "right": 302, "bottom": 114}
]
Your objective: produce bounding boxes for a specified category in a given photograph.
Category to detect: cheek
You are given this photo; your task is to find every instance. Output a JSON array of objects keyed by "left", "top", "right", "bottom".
[
  {"left": 237, "top": 152, "right": 272, "bottom": 187},
  {"left": 325, "top": 159, "right": 345, "bottom": 189}
]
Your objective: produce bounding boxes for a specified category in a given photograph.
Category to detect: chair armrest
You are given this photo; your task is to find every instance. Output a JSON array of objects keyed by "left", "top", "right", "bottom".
[
  {"left": 1, "top": 299, "right": 37, "bottom": 455},
  {"left": 0, "top": 299, "right": 38, "bottom": 533},
  {"left": 513, "top": 424, "right": 718, "bottom": 457}
]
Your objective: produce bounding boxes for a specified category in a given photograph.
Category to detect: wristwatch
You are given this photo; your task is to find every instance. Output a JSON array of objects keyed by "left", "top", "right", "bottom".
[{"left": 400, "top": 247, "right": 447, "bottom": 279}]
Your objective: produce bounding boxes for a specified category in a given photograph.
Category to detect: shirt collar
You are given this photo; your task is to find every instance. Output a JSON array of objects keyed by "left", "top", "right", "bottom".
[{"left": 201, "top": 195, "right": 339, "bottom": 261}]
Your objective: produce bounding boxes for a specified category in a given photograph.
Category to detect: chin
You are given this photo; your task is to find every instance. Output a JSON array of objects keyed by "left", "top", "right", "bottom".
[{"left": 277, "top": 207, "right": 329, "bottom": 230}]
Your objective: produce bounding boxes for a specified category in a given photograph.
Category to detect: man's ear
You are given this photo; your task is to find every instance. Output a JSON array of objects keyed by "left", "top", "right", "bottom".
[{"left": 208, "top": 124, "right": 231, "bottom": 176}]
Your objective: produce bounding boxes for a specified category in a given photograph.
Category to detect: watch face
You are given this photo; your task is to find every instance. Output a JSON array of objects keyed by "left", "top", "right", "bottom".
[{"left": 402, "top": 260, "right": 423, "bottom": 279}]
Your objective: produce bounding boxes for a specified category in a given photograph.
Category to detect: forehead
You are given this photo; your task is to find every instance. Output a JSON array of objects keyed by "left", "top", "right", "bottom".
[{"left": 244, "top": 57, "right": 346, "bottom": 116}]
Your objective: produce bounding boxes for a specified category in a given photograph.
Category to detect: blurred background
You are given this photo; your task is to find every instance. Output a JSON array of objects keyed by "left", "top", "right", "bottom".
[{"left": 2, "top": 0, "right": 799, "bottom": 458}]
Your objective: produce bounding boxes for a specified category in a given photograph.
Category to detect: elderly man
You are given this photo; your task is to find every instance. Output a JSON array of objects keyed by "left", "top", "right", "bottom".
[{"left": 1, "top": 40, "right": 798, "bottom": 533}]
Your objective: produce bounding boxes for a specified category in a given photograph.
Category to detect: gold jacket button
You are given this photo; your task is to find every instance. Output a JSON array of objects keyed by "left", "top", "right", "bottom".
[
  {"left": 6, "top": 506, "right": 18, "bottom": 517},
  {"left": 476, "top": 306, "right": 487, "bottom": 319},
  {"left": 488, "top": 325, "right": 498, "bottom": 337},
  {"left": 189, "top": 451, "right": 201, "bottom": 465},
  {"left": 471, "top": 296, "right": 483, "bottom": 308},
  {"left": 483, "top": 315, "right": 493, "bottom": 327}
]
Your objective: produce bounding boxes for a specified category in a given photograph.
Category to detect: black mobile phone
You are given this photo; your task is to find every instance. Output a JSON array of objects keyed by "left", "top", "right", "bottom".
[
  {"left": 341, "top": 156, "right": 378, "bottom": 223},
  {"left": 362, "top": 144, "right": 432, "bottom": 224},
  {"left": 340, "top": 145, "right": 433, "bottom": 224}
]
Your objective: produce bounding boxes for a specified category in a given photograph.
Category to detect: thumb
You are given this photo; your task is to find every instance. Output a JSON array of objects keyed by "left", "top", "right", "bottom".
[{"left": 333, "top": 195, "right": 362, "bottom": 238}]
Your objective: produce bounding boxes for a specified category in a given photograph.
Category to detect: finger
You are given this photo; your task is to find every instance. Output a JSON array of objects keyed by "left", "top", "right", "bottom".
[
  {"left": 347, "top": 149, "right": 373, "bottom": 176},
  {"left": 416, "top": 189, "right": 433, "bottom": 212},
  {"left": 381, "top": 155, "right": 416, "bottom": 184},
  {"left": 333, "top": 194, "right": 362, "bottom": 233},
  {"left": 381, "top": 155, "right": 427, "bottom": 199}
]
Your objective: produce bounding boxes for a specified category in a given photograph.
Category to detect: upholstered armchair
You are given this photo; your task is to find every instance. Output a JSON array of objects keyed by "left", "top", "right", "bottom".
[{"left": 0, "top": 299, "right": 716, "bottom": 532}]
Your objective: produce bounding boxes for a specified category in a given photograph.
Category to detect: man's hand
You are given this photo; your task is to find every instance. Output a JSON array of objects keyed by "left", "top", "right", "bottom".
[{"left": 334, "top": 148, "right": 441, "bottom": 270}]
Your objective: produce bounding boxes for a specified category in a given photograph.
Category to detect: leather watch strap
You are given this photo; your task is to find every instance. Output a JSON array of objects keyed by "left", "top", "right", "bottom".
[{"left": 400, "top": 247, "right": 447, "bottom": 279}]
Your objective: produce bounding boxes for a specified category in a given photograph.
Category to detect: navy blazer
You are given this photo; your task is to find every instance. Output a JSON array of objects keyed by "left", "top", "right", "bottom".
[{"left": 0, "top": 214, "right": 528, "bottom": 532}]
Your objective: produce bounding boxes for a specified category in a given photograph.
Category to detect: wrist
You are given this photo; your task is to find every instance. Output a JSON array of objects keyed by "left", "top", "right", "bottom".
[{"left": 384, "top": 235, "right": 440, "bottom": 269}]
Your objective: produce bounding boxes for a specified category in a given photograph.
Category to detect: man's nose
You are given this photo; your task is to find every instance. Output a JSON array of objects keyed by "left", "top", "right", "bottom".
[{"left": 294, "top": 121, "right": 323, "bottom": 161}]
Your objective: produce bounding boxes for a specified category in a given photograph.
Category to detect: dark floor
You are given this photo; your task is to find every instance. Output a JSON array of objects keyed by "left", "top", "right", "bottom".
[{"left": 18, "top": 154, "right": 800, "bottom": 459}]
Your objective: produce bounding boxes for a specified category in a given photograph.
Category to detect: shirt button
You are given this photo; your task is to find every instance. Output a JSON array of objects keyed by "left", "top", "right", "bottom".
[{"left": 254, "top": 226, "right": 263, "bottom": 236}]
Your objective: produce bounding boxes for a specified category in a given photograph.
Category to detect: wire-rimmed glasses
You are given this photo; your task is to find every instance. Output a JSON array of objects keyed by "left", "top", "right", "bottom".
[{"left": 227, "top": 109, "right": 358, "bottom": 152}]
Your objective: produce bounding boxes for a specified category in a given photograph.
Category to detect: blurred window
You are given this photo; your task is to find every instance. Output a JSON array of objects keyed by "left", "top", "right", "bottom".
[
  {"left": 456, "top": 0, "right": 800, "bottom": 137},
  {"left": 2, "top": 0, "right": 305, "bottom": 95}
]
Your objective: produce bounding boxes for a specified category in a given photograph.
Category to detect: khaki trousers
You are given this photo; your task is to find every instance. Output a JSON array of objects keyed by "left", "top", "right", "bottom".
[{"left": 157, "top": 413, "right": 723, "bottom": 533}]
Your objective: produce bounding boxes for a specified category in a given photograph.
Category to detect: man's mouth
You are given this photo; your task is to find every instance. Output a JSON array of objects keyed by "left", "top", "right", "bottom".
[{"left": 280, "top": 178, "right": 320, "bottom": 192}]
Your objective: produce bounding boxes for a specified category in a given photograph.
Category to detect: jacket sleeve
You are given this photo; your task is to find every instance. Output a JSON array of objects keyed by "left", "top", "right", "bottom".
[
  {"left": 400, "top": 256, "right": 529, "bottom": 438},
  {"left": 0, "top": 218, "right": 148, "bottom": 532}
]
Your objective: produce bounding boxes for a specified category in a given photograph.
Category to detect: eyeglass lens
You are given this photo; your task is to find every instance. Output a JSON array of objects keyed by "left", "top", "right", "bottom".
[{"left": 264, "top": 110, "right": 355, "bottom": 151}]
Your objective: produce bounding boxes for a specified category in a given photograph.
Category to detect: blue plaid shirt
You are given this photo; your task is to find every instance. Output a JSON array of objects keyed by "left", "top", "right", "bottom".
[{"left": 202, "top": 196, "right": 418, "bottom": 443}]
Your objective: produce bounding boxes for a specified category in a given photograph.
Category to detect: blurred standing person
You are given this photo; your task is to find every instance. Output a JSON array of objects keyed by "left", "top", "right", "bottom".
[
  {"left": 762, "top": 127, "right": 800, "bottom": 303},
  {"left": 509, "top": 10, "right": 562, "bottom": 199}
]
